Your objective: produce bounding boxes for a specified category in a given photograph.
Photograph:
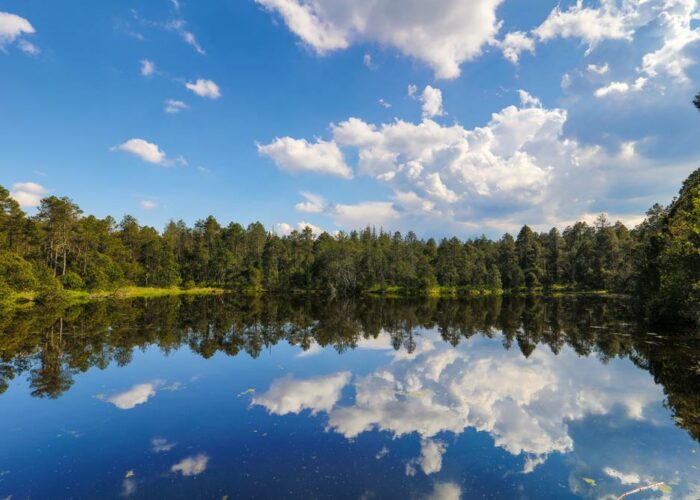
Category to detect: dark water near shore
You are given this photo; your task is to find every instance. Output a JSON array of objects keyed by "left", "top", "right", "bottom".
[{"left": 1, "top": 295, "right": 699, "bottom": 499}]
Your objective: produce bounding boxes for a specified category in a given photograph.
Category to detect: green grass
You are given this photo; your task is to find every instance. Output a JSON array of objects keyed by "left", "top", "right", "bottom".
[{"left": 8, "top": 286, "right": 226, "bottom": 306}]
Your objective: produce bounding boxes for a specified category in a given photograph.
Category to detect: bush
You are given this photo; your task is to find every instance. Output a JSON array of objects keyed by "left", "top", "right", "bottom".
[
  {"left": 62, "top": 271, "right": 85, "bottom": 290},
  {"left": 35, "top": 279, "right": 68, "bottom": 306},
  {"left": 0, "top": 278, "right": 14, "bottom": 306},
  {"left": 0, "top": 252, "right": 38, "bottom": 291}
]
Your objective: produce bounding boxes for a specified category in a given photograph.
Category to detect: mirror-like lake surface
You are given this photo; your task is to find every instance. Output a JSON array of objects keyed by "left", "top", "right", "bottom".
[{"left": 1, "top": 296, "right": 699, "bottom": 499}]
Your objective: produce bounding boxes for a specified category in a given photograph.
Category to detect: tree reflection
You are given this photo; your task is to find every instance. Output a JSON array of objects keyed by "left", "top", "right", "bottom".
[{"left": 0, "top": 294, "right": 698, "bottom": 439}]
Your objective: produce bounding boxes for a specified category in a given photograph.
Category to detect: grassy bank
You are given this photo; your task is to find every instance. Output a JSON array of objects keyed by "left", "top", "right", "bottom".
[
  {"left": 10, "top": 286, "right": 226, "bottom": 305},
  {"left": 6, "top": 284, "right": 620, "bottom": 308}
]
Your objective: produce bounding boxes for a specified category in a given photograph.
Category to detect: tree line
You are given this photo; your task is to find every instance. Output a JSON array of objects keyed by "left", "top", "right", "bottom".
[{"left": 0, "top": 166, "right": 698, "bottom": 323}]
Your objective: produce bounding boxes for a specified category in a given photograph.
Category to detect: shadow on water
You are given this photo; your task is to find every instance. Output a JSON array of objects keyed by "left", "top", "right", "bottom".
[{"left": 1, "top": 294, "right": 699, "bottom": 441}]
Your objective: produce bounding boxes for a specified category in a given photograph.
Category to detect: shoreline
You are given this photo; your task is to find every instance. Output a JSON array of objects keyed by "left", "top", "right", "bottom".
[{"left": 7, "top": 285, "right": 625, "bottom": 307}]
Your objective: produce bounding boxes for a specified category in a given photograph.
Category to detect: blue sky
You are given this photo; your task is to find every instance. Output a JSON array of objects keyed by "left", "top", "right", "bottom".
[{"left": 2, "top": 0, "right": 700, "bottom": 238}]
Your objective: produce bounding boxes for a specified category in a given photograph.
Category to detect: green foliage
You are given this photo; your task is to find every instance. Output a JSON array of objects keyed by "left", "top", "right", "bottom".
[
  {"left": 61, "top": 271, "right": 85, "bottom": 291},
  {"left": 640, "top": 168, "right": 700, "bottom": 324},
  {"left": 0, "top": 278, "right": 14, "bottom": 306},
  {"left": 0, "top": 251, "right": 38, "bottom": 291},
  {"left": 1, "top": 167, "right": 699, "bottom": 324}
]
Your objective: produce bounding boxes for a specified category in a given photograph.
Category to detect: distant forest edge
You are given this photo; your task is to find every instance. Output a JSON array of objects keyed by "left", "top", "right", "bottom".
[{"left": 0, "top": 166, "right": 699, "bottom": 324}]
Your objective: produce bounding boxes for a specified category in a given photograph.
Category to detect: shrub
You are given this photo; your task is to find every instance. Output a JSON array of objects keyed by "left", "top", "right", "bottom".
[{"left": 62, "top": 271, "right": 85, "bottom": 290}]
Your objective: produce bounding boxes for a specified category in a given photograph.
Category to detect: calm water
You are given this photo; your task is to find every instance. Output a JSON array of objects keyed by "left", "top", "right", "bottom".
[{"left": 1, "top": 295, "right": 699, "bottom": 499}]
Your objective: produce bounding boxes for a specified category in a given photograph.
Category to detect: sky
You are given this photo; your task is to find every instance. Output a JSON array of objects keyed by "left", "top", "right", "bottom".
[{"left": 1, "top": 0, "right": 700, "bottom": 238}]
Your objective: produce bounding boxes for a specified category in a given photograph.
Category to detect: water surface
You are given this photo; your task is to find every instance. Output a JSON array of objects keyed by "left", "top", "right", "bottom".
[{"left": 1, "top": 296, "right": 699, "bottom": 499}]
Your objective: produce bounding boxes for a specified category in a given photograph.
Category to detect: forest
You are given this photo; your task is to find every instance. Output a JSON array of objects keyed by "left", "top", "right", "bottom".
[{"left": 0, "top": 165, "right": 698, "bottom": 323}]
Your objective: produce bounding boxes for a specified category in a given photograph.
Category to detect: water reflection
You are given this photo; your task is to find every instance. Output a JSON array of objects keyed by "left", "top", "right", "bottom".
[{"left": 1, "top": 295, "right": 699, "bottom": 498}]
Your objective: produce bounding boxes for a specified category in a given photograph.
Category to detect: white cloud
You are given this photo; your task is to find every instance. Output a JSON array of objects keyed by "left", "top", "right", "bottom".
[
  {"left": 255, "top": 0, "right": 505, "bottom": 79},
  {"left": 533, "top": 0, "right": 699, "bottom": 82},
  {"left": 500, "top": 31, "right": 535, "bottom": 64},
  {"left": 171, "top": 454, "right": 209, "bottom": 476},
  {"left": 166, "top": 19, "right": 205, "bottom": 55},
  {"left": 561, "top": 72, "right": 573, "bottom": 89},
  {"left": 640, "top": 0, "right": 700, "bottom": 82},
  {"left": 111, "top": 138, "right": 173, "bottom": 165},
  {"left": 363, "top": 53, "right": 375, "bottom": 69},
  {"left": 185, "top": 79, "right": 221, "bottom": 99},
  {"left": 17, "top": 39, "right": 39, "bottom": 55},
  {"left": 140, "top": 59, "right": 155, "bottom": 76},
  {"left": 415, "top": 439, "right": 447, "bottom": 475},
  {"left": 139, "top": 200, "right": 157, "bottom": 210},
  {"left": 533, "top": 1, "right": 647, "bottom": 51},
  {"left": 164, "top": 99, "right": 188, "bottom": 113},
  {"left": 99, "top": 383, "right": 158, "bottom": 410},
  {"left": 266, "top": 90, "right": 668, "bottom": 233},
  {"left": 0, "top": 12, "right": 36, "bottom": 52},
  {"left": 257, "top": 136, "right": 352, "bottom": 178},
  {"left": 586, "top": 63, "right": 609, "bottom": 74},
  {"left": 295, "top": 191, "right": 326, "bottom": 213},
  {"left": 253, "top": 372, "right": 351, "bottom": 415},
  {"left": 518, "top": 89, "right": 542, "bottom": 108},
  {"left": 331, "top": 201, "right": 400, "bottom": 229},
  {"left": 379, "top": 98, "right": 392, "bottom": 109},
  {"left": 325, "top": 99, "right": 568, "bottom": 221},
  {"left": 10, "top": 182, "right": 47, "bottom": 208},
  {"left": 275, "top": 221, "right": 327, "bottom": 236},
  {"left": 594, "top": 77, "right": 647, "bottom": 97},
  {"left": 419, "top": 85, "right": 446, "bottom": 118}
]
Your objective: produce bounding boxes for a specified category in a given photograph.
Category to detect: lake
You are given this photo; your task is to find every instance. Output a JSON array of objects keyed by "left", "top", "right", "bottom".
[{"left": 1, "top": 295, "right": 699, "bottom": 499}]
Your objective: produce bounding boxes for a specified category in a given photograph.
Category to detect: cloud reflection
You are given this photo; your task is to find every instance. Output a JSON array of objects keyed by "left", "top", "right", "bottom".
[
  {"left": 171, "top": 454, "right": 209, "bottom": 476},
  {"left": 253, "top": 372, "right": 351, "bottom": 415},
  {"left": 254, "top": 335, "right": 663, "bottom": 475}
]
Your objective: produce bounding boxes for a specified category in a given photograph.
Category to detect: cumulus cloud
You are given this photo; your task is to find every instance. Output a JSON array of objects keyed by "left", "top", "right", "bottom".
[
  {"left": 533, "top": 1, "right": 646, "bottom": 51},
  {"left": 164, "top": 99, "right": 188, "bottom": 113},
  {"left": 274, "top": 221, "right": 327, "bottom": 236},
  {"left": 253, "top": 372, "right": 351, "bottom": 415},
  {"left": 0, "top": 12, "right": 36, "bottom": 52},
  {"left": 140, "top": 59, "right": 155, "bottom": 76},
  {"left": 254, "top": 0, "right": 504, "bottom": 79},
  {"left": 295, "top": 191, "right": 326, "bottom": 213},
  {"left": 111, "top": 138, "right": 184, "bottom": 166},
  {"left": 270, "top": 88, "right": 665, "bottom": 233},
  {"left": 418, "top": 85, "right": 445, "bottom": 118},
  {"left": 331, "top": 201, "right": 400, "bottom": 229},
  {"left": 532, "top": 0, "right": 699, "bottom": 83},
  {"left": 98, "top": 383, "right": 158, "bottom": 410},
  {"left": 171, "top": 454, "right": 209, "bottom": 476},
  {"left": 257, "top": 136, "right": 352, "bottom": 178},
  {"left": 10, "top": 182, "right": 47, "bottom": 208},
  {"left": 500, "top": 31, "right": 535, "bottom": 64},
  {"left": 594, "top": 77, "right": 647, "bottom": 97},
  {"left": 587, "top": 63, "right": 609, "bottom": 74},
  {"left": 517, "top": 89, "right": 542, "bottom": 108},
  {"left": 640, "top": 0, "right": 700, "bottom": 82},
  {"left": 185, "top": 79, "right": 221, "bottom": 99}
]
